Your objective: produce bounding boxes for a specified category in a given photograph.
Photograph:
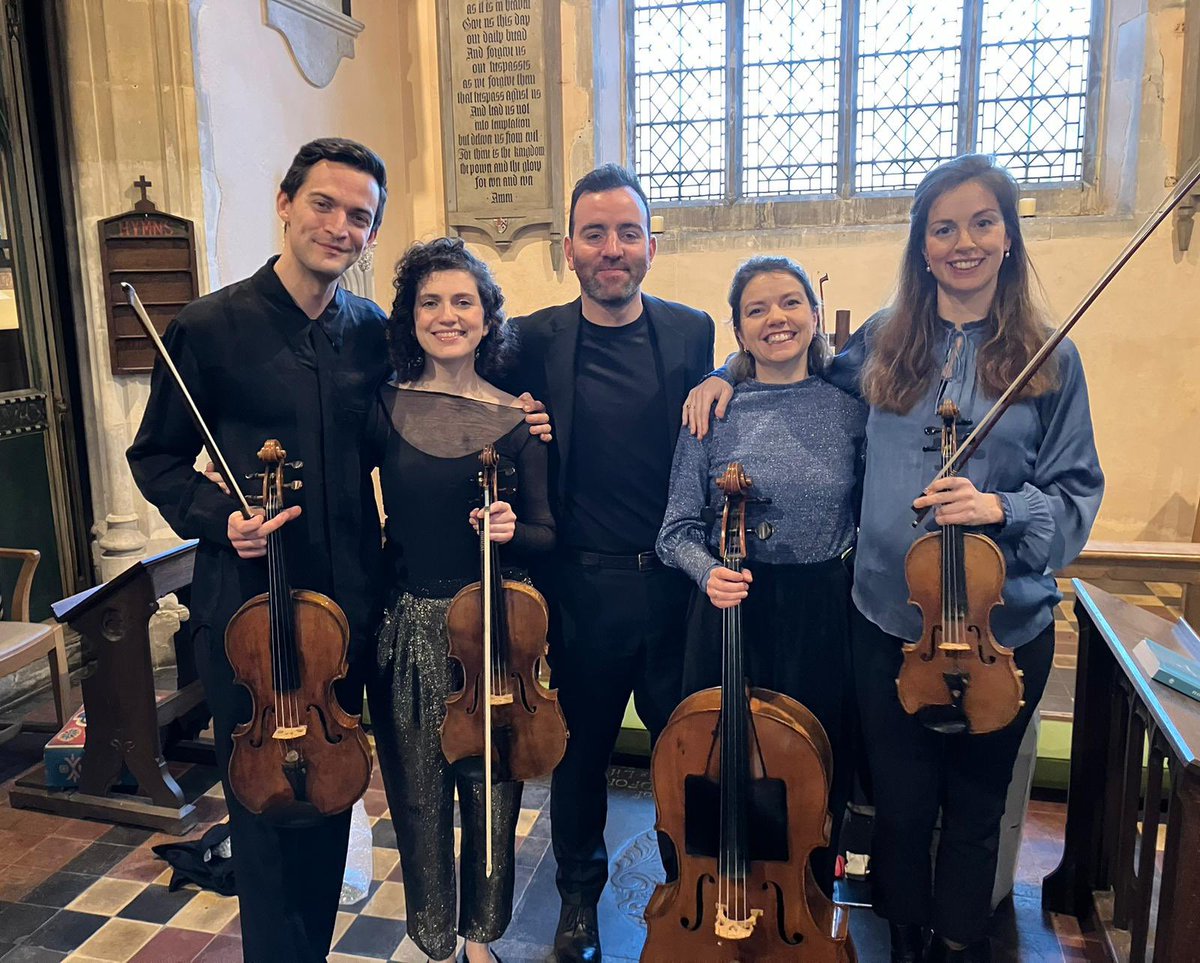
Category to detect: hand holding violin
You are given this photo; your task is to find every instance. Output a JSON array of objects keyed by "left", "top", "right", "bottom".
[
  {"left": 470, "top": 501, "right": 517, "bottom": 543},
  {"left": 913, "top": 477, "right": 1004, "bottom": 527},
  {"left": 227, "top": 506, "right": 302, "bottom": 559}
]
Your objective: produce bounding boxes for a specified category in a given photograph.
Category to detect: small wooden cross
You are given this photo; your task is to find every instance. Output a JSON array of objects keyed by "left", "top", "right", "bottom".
[{"left": 132, "top": 175, "right": 156, "bottom": 212}]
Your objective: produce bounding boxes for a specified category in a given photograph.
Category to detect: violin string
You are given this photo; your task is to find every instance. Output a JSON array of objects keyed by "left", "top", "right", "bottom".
[{"left": 266, "top": 478, "right": 287, "bottom": 754}]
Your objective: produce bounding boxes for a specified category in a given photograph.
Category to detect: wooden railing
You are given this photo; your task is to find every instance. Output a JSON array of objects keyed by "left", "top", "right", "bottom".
[{"left": 1043, "top": 580, "right": 1200, "bottom": 961}]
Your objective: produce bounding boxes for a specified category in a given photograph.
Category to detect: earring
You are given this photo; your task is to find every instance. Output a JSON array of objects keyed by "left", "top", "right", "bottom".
[
  {"left": 1004, "top": 249, "right": 1011, "bottom": 259},
  {"left": 924, "top": 262, "right": 931, "bottom": 273}
]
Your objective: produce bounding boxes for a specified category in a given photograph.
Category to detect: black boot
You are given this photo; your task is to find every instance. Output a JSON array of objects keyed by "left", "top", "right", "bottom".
[
  {"left": 552, "top": 903, "right": 601, "bottom": 963},
  {"left": 889, "top": 922, "right": 929, "bottom": 963},
  {"left": 925, "top": 935, "right": 992, "bottom": 962}
]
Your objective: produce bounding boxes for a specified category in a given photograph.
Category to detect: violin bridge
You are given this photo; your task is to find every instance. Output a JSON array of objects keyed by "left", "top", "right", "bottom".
[
  {"left": 272, "top": 725, "right": 308, "bottom": 740},
  {"left": 489, "top": 694, "right": 515, "bottom": 707},
  {"left": 937, "top": 641, "right": 972, "bottom": 652},
  {"left": 714, "top": 903, "right": 762, "bottom": 940}
]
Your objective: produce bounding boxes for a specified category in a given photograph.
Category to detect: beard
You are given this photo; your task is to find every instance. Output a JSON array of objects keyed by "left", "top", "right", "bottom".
[{"left": 577, "top": 260, "right": 647, "bottom": 308}]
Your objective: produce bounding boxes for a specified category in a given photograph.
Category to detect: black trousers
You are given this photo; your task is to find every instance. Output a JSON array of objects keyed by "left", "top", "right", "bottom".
[
  {"left": 195, "top": 625, "right": 361, "bottom": 963},
  {"left": 682, "top": 558, "right": 854, "bottom": 895},
  {"left": 547, "top": 560, "right": 692, "bottom": 906},
  {"left": 851, "top": 607, "right": 1053, "bottom": 944}
]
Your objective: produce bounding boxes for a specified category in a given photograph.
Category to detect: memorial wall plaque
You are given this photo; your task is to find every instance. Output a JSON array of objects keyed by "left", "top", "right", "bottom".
[
  {"left": 99, "top": 177, "right": 200, "bottom": 376},
  {"left": 437, "top": 0, "right": 565, "bottom": 260}
]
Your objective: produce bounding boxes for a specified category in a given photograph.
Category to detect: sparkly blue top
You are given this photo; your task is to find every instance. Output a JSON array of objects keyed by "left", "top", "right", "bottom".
[
  {"left": 827, "top": 314, "right": 1104, "bottom": 648},
  {"left": 657, "top": 377, "right": 867, "bottom": 589}
]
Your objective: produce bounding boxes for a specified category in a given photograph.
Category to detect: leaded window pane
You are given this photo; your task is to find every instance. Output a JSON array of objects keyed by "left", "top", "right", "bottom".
[
  {"left": 977, "top": 0, "right": 1091, "bottom": 182},
  {"left": 632, "top": 0, "right": 727, "bottom": 201},
  {"left": 742, "top": 0, "right": 841, "bottom": 196}
]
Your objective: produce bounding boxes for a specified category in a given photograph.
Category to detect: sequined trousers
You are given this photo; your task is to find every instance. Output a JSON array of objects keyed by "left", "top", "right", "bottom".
[{"left": 369, "top": 591, "right": 523, "bottom": 960}]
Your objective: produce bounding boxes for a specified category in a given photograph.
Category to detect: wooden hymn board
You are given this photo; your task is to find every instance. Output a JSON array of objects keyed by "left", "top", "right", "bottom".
[
  {"left": 99, "top": 176, "right": 200, "bottom": 376},
  {"left": 437, "top": 0, "right": 565, "bottom": 263}
]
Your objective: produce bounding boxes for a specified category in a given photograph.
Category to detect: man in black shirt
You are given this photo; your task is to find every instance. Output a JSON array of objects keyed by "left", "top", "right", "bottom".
[
  {"left": 505, "top": 165, "right": 715, "bottom": 962},
  {"left": 127, "top": 139, "right": 389, "bottom": 962}
]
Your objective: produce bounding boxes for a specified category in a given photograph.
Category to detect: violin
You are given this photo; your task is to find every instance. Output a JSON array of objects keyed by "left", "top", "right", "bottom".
[
  {"left": 898, "top": 401, "right": 1024, "bottom": 734},
  {"left": 642, "top": 463, "right": 856, "bottom": 962},
  {"left": 225, "top": 440, "right": 373, "bottom": 822},
  {"left": 441, "top": 444, "right": 568, "bottom": 874}
]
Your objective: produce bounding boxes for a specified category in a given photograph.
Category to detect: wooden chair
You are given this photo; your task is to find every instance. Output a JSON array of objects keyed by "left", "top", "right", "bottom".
[{"left": 0, "top": 548, "right": 70, "bottom": 745}]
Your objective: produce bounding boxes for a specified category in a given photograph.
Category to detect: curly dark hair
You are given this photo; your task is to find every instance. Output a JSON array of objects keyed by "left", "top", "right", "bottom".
[{"left": 387, "top": 237, "right": 516, "bottom": 382}]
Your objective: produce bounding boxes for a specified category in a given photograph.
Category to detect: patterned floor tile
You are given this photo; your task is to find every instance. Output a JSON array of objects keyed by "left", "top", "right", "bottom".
[
  {"left": 25, "top": 909, "right": 108, "bottom": 952},
  {"left": 65, "top": 879, "right": 146, "bottom": 917},
  {"left": 0, "top": 830, "right": 48, "bottom": 865},
  {"left": 2, "top": 946, "right": 67, "bottom": 961},
  {"left": 61, "top": 844, "right": 135, "bottom": 878},
  {"left": 0, "top": 901, "right": 56, "bottom": 944},
  {"left": 115, "top": 884, "right": 197, "bottom": 925},
  {"left": 334, "top": 916, "right": 407, "bottom": 959},
  {"left": 190, "top": 933, "right": 241, "bottom": 962},
  {"left": 125, "top": 926, "right": 214, "bottom": 963},
  {"left": 165, "top": 892, "right": 238, "bottom": 935},
  {"left": 0, "top": 864, "right": 52, "bottom": 903},
  {"left": 361, "top": 881, "right": 405, "bottom": 920},
  {"left": 20, "top": 830, "right": 90, "bottom": 869},
  {"left": 69, "top": 918, "right": 159, "bottom": 961},
  {"left": 371, "top": 846, "right": 400, "bottom": 881},
  {"left": 22, "top": 872, "right": 97, "bottom": 909}
]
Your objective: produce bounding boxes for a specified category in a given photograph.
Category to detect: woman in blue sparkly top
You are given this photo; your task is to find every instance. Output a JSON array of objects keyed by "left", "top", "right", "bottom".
[{"left": 656, "top": 255, "right": 867, "bottom": 893}]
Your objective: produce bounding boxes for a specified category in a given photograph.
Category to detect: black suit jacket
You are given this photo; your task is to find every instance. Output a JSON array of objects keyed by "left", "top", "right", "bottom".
[{"left": 502, "top": 294, "right": 715, "bottom": 513}]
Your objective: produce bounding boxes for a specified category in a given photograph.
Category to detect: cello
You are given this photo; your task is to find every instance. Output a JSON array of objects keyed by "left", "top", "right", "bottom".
[
  {"left": 897, "top": 400, "right": 1023, "bottom": 735},
  {"left": 441, "top": 444, "right": 568, "bottom": 874},
  {"left": 642, "top": 463, "right": 856, "bottom": 962}
]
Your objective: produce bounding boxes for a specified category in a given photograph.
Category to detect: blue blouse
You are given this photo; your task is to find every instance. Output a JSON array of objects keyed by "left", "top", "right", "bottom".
[{"left": 827, "top": 314, "right": 1104, "bottom": 648}]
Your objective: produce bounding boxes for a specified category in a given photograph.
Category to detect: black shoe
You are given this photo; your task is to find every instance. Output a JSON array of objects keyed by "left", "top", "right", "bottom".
[
  {"left": 552, "top": 903, "right": 601, "bottom": 963},
  {"left": 925, "top": 936, "right": 992, "bottom": 963},
  {"left": 889, "top": 922, "right": 929, "bottom": 963}
]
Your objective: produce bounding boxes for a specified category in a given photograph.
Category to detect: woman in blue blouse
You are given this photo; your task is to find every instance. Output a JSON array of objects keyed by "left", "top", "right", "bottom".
[
  {"left": 686, "top": 155, "right": 1103, "bottom": 963},
  {"left": 657, "top": 255, "right": 867, "bottom": 894}
]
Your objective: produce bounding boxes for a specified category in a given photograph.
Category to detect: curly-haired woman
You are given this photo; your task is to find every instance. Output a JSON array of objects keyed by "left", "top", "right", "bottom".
[{"left": 367, "top": 236, "right": 555, "bottom": 963}]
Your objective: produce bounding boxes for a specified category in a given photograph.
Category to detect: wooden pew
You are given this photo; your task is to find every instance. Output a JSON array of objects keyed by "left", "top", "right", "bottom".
[
  {"left": 1043, "top": 580, "right": 1200, "bottom": 961},
  {"left": 1061, "top": 540, "right": 1200, "bottom": 627},
  {"left": 8, "top": 540, "right": 208, "bottom": 834}
]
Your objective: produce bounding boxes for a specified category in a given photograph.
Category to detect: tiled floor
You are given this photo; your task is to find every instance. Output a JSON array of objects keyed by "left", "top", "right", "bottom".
[
  {"left": 4, "top": 576, "right": 1189, "bottom": 961},
  {"left": 0, "top": 732, "right": 1101, "bottom": 963}
]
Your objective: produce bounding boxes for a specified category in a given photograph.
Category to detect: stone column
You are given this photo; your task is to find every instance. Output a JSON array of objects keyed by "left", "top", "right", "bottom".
[{"left": 59, "top": 0, "right": 209, "bottom": 581}]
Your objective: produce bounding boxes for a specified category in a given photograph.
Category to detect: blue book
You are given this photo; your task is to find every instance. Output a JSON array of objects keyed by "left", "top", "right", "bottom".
[{"left": 1133, "top": 638, "right": 1200, "bottom": 702}]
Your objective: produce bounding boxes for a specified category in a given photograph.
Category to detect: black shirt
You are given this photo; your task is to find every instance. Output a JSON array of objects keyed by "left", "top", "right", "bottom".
[
  {"left": 127, "top": 257, "right": 389, "bottom": 657},
  {"left": 562, "top": 312, "right": 672, "bottom": 553},
  {"left": 369, "top": 387, "right": 556, "bottom": 596}
]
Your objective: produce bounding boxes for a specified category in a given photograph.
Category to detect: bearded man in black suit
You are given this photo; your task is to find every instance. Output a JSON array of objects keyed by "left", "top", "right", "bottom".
[{"left": 502, "top": 165, "right": 715, "bottom": 963}]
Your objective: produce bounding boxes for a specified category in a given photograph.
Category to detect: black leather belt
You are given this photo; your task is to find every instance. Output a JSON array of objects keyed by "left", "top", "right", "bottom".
[{"left": 564, "top": 549, "right": 662, "bottom": 571}]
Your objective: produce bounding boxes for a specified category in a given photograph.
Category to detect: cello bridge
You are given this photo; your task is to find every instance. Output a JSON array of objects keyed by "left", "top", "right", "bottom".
[
  {"left": 714, "top": 903, "right": 762, "bottom": 940},
  {"left": 272, "top": 725, "right": 308, "bottom": 740}
]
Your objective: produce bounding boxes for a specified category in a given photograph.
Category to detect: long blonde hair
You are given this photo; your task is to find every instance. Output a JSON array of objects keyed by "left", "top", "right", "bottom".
[{"left": 861, "top": 155, "right": 1057, "bottom": 413}]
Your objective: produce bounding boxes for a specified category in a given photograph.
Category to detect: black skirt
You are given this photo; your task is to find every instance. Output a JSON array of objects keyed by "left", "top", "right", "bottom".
[{"left": 681, "top": 555, "right": 855, "bottom": 891}]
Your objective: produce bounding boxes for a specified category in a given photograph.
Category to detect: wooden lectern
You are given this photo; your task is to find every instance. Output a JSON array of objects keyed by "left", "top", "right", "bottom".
[
  {"left": 1044, "top": 580, "right": 1200, "bottom": 961},
  {"left": 9, "top": 541, "right": 209, "bottom": 833}
]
